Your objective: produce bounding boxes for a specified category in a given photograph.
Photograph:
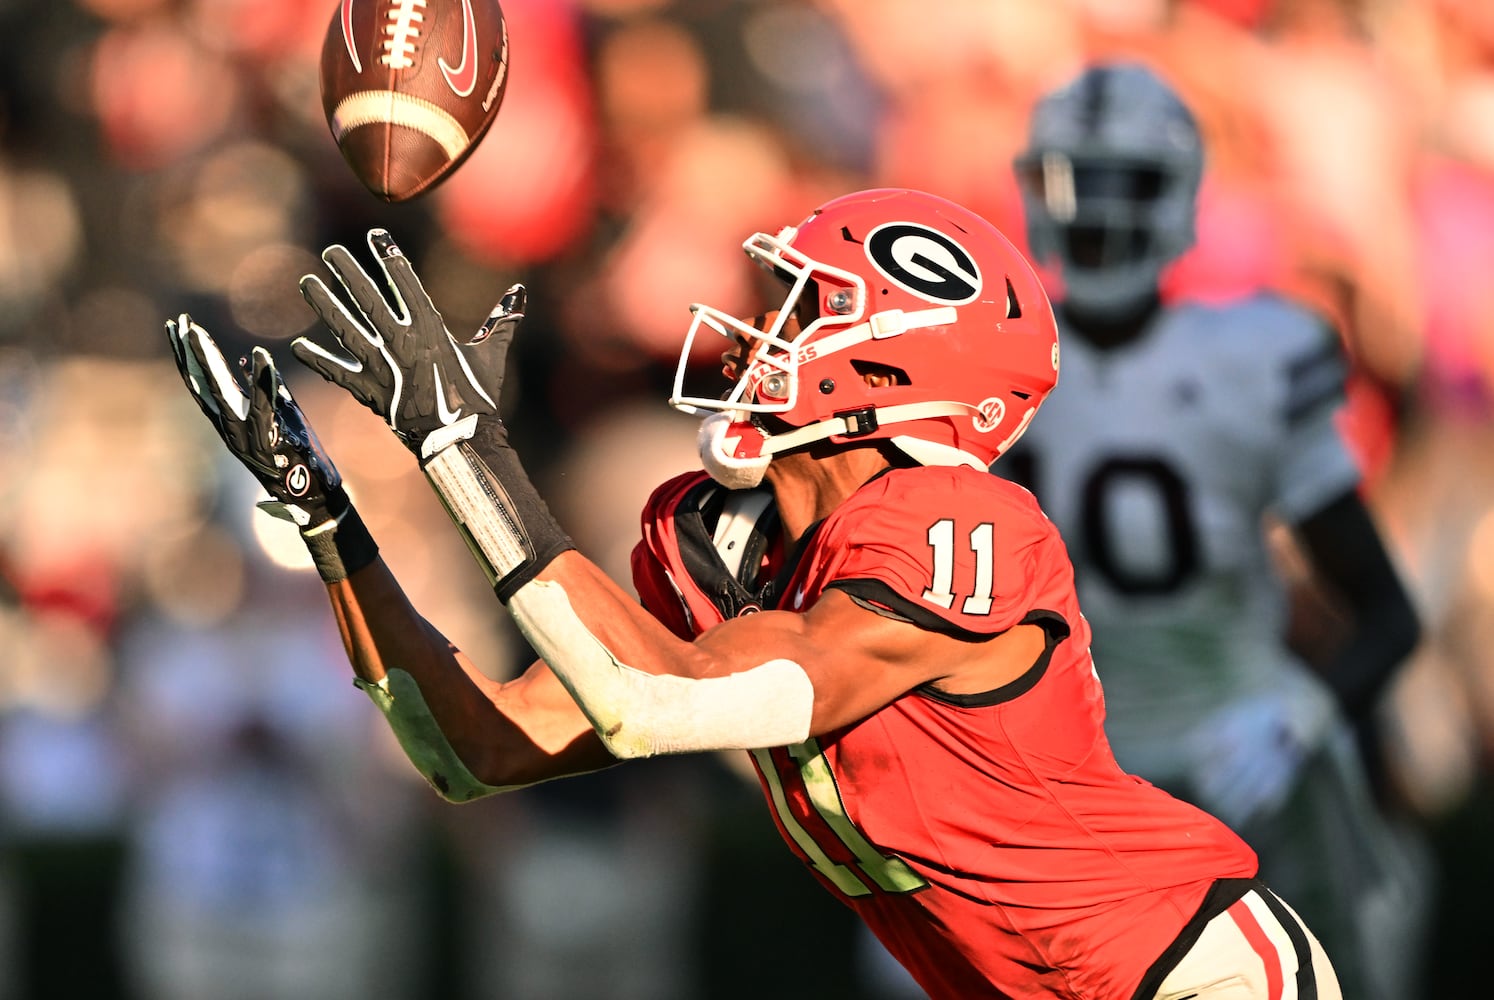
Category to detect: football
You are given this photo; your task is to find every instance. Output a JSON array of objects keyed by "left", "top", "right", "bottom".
[{"left": 319, "top": 0, "right": 510, "bottom": 203}]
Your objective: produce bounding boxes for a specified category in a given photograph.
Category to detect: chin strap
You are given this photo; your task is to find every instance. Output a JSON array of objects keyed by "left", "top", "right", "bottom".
[
  {"left": 698, "top": 400, "right": 987, "bottom": 487},
  {"left": 698, "top": 413, "right": 773, "bottom": 488}
]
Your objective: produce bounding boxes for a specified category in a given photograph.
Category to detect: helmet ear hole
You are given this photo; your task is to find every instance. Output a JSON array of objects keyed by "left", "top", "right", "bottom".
[{"left": 851, "top": 360, "right": 909, "bottom": 387}]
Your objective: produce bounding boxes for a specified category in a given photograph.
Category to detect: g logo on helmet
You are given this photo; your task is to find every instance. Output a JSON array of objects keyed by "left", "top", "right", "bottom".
[
  {"left": 286, "top": 464, "right": 311, "bottom": 497},
  {"left": 974, "top": 397, "right": 1006, "bottom": 432},
  {"left": 864, "top": 222, "right": 982, "bottom": 305}
]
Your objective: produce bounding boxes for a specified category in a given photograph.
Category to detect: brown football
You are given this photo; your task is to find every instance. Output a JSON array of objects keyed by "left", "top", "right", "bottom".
[{"left": 319, "top": 0, "right": 510, "bottom": 203}]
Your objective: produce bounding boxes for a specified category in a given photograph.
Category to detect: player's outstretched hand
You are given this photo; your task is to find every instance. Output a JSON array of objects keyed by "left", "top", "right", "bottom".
[
  {"left": 1189, "top": 688, "right": 1334, "bottom": 830},
  {"left": 166, "top": 315, "right": 346, "bottom": 528},
  {"left": 294, "top": 228, "right": 527, "bottom": 459}
]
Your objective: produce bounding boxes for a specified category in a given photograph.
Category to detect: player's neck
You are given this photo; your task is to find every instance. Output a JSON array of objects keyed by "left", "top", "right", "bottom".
[
  {"left": 1061, "top": 293, "right": 1163, "bottom": 349},
  {"left": 764, "top": 444, "right": 892, "bottom": 547}
]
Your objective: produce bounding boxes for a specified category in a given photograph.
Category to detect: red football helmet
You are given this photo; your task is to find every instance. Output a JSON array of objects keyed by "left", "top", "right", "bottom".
[{"left": 670, "top": 188, "right": 1061, "bottom": 488}]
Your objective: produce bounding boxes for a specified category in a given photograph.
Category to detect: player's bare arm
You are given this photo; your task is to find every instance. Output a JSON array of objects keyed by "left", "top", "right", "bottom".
[
  {"left": 324, "top": 558, "right": 615, "bottom": 788},
  {"left": 531, "top": 549, "right": 1048, "bottom": 743},
  {"left": 293, "top": 230, "right": 1045, "bottom": 758},
  {"left": 165, "top": 309, "right": 612, "bottom": 800}
]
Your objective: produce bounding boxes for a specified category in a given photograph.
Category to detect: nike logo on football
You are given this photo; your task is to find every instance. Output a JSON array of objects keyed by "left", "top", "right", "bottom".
[
  {"left": 440, "top": 0, "right": 478, "bottom": 97},
  {"left": 433, "top": 366, "right": 464, "bottom": 425},
  {"left": 341, "top": 0, "right": 363, "bottom": 74}
]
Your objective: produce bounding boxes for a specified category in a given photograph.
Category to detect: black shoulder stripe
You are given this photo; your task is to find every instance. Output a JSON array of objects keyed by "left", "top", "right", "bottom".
[
  {"left": 921, "top": 610, "right": 1070, "bottom": 708},
  {"left": 1284, "top": 333, "right": 1347, "bottom": 424},
  {"left": 828, "top": 581, "right": 1074, "bottom": 708},
  {"left": 829, "top": 578, "right": 991, "bottom": 641},
  {"left": 1259, "top": 887, "right": 1320, "bottom": 998}
]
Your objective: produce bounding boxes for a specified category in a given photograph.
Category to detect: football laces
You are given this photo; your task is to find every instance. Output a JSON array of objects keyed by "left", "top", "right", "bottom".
[{"left": 382, "top": 0, "right": 427, "bottom": 70}]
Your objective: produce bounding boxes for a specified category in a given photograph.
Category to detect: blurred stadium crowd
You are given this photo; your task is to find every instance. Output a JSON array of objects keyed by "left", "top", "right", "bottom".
[{"left": 2, "top": 0, "right": 1493, "bottom": 996}]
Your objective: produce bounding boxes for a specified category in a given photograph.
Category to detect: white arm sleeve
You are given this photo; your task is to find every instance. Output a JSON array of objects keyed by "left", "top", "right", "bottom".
[
  {"left": 356, "top": 670, "right": 514, "bottom": 802},
  {"left": 506, "top": 578, "right": 815, "bottom": 758}
]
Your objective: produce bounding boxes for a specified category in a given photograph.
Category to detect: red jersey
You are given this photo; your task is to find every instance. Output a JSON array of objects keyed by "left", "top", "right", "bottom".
[{"left": 631, "top": 466, "right": 1258, "bottom": 999}]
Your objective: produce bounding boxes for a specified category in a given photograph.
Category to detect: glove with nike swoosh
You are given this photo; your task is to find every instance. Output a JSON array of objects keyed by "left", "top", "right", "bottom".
[
  {"left": 295, "top": 228, "right": 573, "bottom": 600},
  {"left": 294, "top": 228, "right": 510, "bottom": 457},
  {"left": 166, "top": 313, "right": 379, "bottom": 583}
]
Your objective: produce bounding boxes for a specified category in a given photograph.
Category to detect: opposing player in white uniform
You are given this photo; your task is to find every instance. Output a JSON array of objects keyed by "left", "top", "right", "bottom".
[{"left": 1004, "top": 63, "right": 1426, "bottom": 999}]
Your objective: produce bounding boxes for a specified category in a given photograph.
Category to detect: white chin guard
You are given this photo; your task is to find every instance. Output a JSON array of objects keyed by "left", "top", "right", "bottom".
[{"left": 699, "top": 411, "right": 772, "bottom": 490}]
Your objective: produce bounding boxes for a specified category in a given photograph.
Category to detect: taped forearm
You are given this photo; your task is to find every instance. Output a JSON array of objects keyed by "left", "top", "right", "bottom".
[
  {"left": 420, "top": 416, "right": 574, "bottom": 600},
  {"left": 506, "top": 578, "right": 814, "bottom": 758},
  {"left": 355, "top": 669, "right": 517, "bottom": 802}
]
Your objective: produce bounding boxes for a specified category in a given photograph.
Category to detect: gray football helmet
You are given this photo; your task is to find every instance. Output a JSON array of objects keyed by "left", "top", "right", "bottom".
[{"left": 1015, "top": 63, "right": 1203, "bottom": 317}]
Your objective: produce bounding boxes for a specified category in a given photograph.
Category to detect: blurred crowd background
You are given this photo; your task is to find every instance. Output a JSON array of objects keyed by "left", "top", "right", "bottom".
[{"left": 2, "top": 0, "right": 1492, "bottom": 996}]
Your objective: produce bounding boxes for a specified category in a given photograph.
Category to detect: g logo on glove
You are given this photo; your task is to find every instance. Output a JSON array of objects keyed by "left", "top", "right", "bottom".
[
  {"left": 165, "top": 315, "right": 346, "bottom": 529},
  {"left": 287, "top": 464, "right": 311, "bottom": 497}
]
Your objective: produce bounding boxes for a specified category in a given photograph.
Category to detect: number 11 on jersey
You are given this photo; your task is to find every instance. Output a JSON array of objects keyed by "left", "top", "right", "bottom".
[{"left": 923, "top": 518, "right": 995, "bottom": 615}]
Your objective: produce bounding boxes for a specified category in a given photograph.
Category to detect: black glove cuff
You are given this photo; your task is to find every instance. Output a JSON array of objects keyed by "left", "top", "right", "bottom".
[
  {"left": 300, "top": 493, "right": 381, "bottom": 584},
  {"left": 420, "top": 418, "right": 575, "bottom": 602}
]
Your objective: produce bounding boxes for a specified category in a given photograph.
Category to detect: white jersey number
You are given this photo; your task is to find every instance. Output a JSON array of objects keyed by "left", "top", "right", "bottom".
[{"left": 921, "top": 518, "right": 996, "bottom": 614}]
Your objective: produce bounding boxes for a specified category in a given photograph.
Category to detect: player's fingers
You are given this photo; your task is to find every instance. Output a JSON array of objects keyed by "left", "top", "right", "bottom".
[
  {"left": 165, "top": 315, "right": 188, "bottom": 370},
  {"left": 182, "top": 320, "right": 251, "bottom": 423},
  {"left": 366, "top": 228, "right": 433, "bottom": 329},
  {"left": 290, "top": 334, "right": 379, "bottom": 409},
  {"left": 247, "top": 347, "right": 283, "bottom": 450},
  {"left": 300, "top": 272, "right": 384, "bottom": 368},
  {"left": 441, "top": 282, "right": 526, "bottom": 411},
  {"left": 291, "top": 333, "right": 357, "bottom": 382},
  {"left": 470, "top": 283, "right": 526, "bottom": 346},
  {"left": 166, "top": 314, "right": 217, "bottom": 414},
  {"left": 169, "top": 313, "right": 218, "bottom": 406},
  {"left": 319, "top": 241, "right": 400, "bottom": 331}
]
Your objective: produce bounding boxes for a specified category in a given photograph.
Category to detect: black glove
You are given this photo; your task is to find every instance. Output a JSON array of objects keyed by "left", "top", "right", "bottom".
[
  {"left": 294, "top": 230, "right": 570, "bottom": 600},
  {"left": 166, "top": 314, "right": 378, "bottom": 582},
  {"left": 294, "top": 228, "right": 525, "bottom": 459}
]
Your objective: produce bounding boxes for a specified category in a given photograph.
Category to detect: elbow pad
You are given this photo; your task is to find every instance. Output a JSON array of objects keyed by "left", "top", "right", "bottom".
[{"left": 355, "top": 669, "right": 511, "bottom": 803}]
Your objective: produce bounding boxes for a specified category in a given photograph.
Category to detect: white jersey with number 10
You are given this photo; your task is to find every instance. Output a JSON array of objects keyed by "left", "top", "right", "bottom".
[{"left": 997, "top": 292, "right": 1359, "bottom": 783}]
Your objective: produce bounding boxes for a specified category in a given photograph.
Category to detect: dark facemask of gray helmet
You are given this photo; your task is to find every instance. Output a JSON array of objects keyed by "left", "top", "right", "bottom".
[{"left": 1016, "top": 63, "right": 1204, "bottom": 319}]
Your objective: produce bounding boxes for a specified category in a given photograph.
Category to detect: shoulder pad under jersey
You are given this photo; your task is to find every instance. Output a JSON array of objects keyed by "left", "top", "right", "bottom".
[
  {"left": 631, "top": 471, "right": 782, "bottom": 638},
  {"left": 1183, "top": 293, "right": 1348, "bottom": 425}
]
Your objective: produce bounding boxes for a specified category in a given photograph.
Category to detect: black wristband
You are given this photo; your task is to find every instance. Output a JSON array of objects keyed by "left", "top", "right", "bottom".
[{"left": 300, "top": 498, "right": 381, "bottom": 584}]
